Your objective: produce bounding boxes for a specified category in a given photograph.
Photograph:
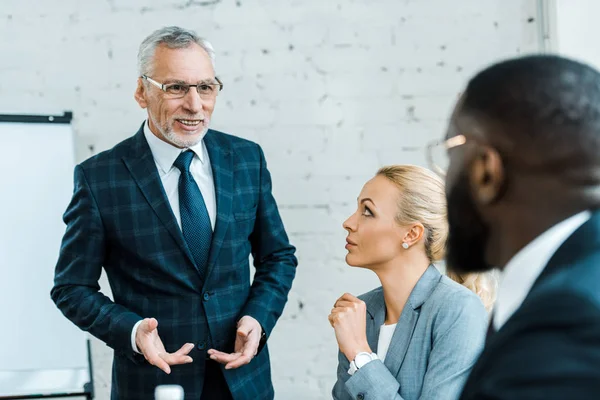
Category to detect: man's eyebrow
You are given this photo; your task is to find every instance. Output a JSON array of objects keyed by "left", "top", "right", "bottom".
[
  {"left": 163, "top": 78, "right": 218, "bottom": 85},
  {"left": 162, "top": 79, "right": 187, "bottom": 85}
]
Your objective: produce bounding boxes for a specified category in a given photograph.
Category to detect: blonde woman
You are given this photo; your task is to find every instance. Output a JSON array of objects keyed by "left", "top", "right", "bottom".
[{"left": 330, "top": 165, "right": 495, "bottom": 400}]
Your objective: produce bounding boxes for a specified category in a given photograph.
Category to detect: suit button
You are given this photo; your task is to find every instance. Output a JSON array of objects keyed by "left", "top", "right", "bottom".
[
  {"left": 357, "top": 394, "right": 365, "bottom": 400},
  {"left": 203, "top": 292, "right": 210, "bottom": 301},
  {"left": 198, "top": 341, "right": 206, "bottom": 350}
]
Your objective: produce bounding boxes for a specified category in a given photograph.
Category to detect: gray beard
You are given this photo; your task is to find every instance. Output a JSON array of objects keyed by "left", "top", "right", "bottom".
[{"left": 150, "top": 113, "right": 208, "bottom": 148}]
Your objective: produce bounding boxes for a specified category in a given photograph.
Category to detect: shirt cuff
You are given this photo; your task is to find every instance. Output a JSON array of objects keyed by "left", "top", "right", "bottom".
[{"left": 131, "top": 320, "right": 143, "bottom": 354}]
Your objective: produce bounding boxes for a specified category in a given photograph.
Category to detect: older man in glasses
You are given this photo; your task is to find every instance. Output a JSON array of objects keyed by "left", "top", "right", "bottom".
[{"left": 51, "top": 26, "right": 297, "bottom": 400}]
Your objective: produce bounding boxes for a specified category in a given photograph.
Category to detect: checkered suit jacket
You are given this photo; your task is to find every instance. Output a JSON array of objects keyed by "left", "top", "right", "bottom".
[{"left": 51, "top": 124, "right": 297, "bottom": 399}]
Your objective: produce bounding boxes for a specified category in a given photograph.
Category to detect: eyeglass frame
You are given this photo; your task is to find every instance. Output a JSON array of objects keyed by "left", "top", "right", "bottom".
[
  {"left": 141, "top": 75, "right": 224, "bottom": 99},
  {"left": 425, "top": 134, "right": 467, "bottom": 177}
]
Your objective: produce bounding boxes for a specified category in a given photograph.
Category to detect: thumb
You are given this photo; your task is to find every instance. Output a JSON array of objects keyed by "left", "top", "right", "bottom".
[
  {"left": 144, "top": 317, "right": 158, "bottom": 333},
  {"left": 237, "top": 323, "right": 251, "bottom": 338}
]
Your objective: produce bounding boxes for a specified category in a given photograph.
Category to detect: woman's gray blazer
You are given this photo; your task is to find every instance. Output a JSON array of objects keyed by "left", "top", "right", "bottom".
[{"left": 332, "top": 265, "right": 488, "bottom": 400}]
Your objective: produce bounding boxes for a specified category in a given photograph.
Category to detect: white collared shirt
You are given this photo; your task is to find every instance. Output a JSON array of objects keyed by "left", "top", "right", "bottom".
[
  {"left": 493, "top": 210, "right": 591, "bottom": 330},
  {"left": 142, "top": 121, "right": 216, "bottom": 230},
  {"left": 131, "top": 121, "right": 217, "bottom": 352}
]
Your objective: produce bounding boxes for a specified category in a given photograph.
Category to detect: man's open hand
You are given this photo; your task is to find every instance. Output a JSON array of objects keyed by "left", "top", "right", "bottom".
[
  {"left": 135, "top": 317, "right": 194, "bottom": 374},
  {"left": 207, "top": 315, "right": 262, "bottom": 370}
]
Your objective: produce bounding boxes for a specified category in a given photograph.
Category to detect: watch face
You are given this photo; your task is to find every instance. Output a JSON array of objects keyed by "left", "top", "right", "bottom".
[{"left": 355, "top": 353, "right": 373, "bottom": 368}]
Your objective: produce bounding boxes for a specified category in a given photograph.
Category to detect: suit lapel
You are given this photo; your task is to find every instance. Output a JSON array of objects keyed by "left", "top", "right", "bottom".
[
  {"left": 489, "top": 210, "right": 599, "bottom": 333},
  {"left": 384, "top": 308, "right": 419, "bottom": 376},
  {"left": 482, "top": 210, "right": 600, "bottom": 332},
  {"left": 534, "top": 210, "right": 600, "bottom": 286},
  {"left": 203, "top": 130, "right": 233, "bottom": 283},
  {"left": 384, "top": 265, "right": 442, "bottom": 376},
  {"left": 466, "top": 211, "right": 600, "bottom": 392},
  {"left": 122, "top": 126, "right": 197, "bottom": 269}
]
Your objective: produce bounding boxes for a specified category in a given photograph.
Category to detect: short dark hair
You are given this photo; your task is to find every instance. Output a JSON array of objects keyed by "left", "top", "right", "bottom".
[{"left": 461, "top": 55, "right": 600, "bottom": 167}]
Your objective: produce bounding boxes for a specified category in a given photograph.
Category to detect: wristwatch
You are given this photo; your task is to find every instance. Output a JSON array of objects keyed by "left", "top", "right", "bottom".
[{"left": 348, "top": 352, "right": 378, "bottom": 376}]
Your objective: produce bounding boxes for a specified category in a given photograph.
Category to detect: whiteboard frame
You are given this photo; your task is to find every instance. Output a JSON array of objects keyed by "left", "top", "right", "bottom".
[{"left": 0, "top": 112, "right": 93, "bottom": 400}]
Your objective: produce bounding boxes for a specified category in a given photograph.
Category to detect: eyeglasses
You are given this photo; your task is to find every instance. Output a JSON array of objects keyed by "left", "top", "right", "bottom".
[
  {"left": 425, "top": 134, "right": 467, "bottom": 177},
  {"left": 141, "top": 75, "right": 224, "bottom": 100}
]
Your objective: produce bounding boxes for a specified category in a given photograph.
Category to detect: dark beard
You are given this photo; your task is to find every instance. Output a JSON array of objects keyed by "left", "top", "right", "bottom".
[{"left": 446, "top": 170, "right": 494, "bottom": 274}]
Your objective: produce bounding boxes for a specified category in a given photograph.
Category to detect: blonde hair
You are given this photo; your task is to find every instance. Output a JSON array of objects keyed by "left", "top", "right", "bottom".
[
  {"left": 376, "top": 165, "right": 496, "bottom": 311},
  {"left": 377, "top": 165, "right": 447, "bottom": 263},
  {"left": 445, "top": 271, "right": 497, "bottom": 312}
]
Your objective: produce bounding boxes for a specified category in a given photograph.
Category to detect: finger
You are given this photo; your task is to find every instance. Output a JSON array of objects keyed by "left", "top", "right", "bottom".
[
  {"left": 340, "top": 292, "right": 359, "bottom": 301},
  {"left": 226, "top": 353, "right": 252, "bottom": 369},
  {"left": 145, "top": 351, "right": 171, "bottom": 374},
  {"left": 207, "top": 348, "right": 228, "bottom": 356},
  {"left": 329, "top": 313, "right": 347, "bottom": 327},
  {"left": 208, "top": 350, "right": 242, "bottom": 364},
  {"left": 328, "top": 313, "right": 337, "bottom": 327},
  {"left": 210, "top": 351, "right": 241, "bottom": 363},
  {"left": 333, "top": 300, "right": 355, "bottom": 308},
  {"left": 174, "top": 343, "right": 195, "bottom": 356},
  {"left": 340, "top": 294, "right": 366, "bottom": 311},
  {"left": 237, "top": 321, "right": 252, "bottom": 338},
  {"left": 144, "top": 317, "right": 158, "bottom": 333},
  {"left": 225, "top": 339, "right": 257, "bottom": 369},
  {"left": 160, "top": 351, "right": 193, "bottom": 365}
]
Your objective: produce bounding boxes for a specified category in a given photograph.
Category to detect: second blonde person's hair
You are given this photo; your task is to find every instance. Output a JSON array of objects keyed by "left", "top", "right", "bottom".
[{"left": 376, "top": 164, "right": 496, "bottom": 312}]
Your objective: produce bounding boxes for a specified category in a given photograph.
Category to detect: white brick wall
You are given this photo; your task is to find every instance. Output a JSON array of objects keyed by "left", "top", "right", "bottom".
[{"left": 0, "top": 1, "right": 541, "bottom": 398}]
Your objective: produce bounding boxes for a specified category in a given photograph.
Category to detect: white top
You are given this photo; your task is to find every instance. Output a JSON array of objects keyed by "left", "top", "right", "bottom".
[
  {"left": 493, "top": 210, "right": 591, "bottom": 330},
  {"left": 377, "top": 323, "right": 397, "bottom": 362},
  {"left": 131, "top": 121, "right": 218, "bottom": 353}
]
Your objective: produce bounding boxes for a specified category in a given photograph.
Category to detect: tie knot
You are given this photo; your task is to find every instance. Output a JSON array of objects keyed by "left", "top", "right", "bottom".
[{"left": 173, "top": 150, "right": 195, "bottom": 173}]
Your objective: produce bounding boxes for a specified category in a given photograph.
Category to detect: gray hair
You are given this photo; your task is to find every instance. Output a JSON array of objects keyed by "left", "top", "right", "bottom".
[{"left": 137, "top": 26, "right": 216, "bottom": 76}]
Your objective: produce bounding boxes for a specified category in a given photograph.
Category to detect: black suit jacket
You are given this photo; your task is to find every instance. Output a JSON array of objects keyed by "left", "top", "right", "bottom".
[
  {"left": 51, "top": 126, "right": 297, "bottom": 399},
  {"left": 460, "top": 210, "right": 600, "bottom": 399}
]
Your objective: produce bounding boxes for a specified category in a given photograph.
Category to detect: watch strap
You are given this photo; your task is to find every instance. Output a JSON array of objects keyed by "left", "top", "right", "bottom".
[{"left": 347, "top": 352, "right": 378, "bottom": 376}]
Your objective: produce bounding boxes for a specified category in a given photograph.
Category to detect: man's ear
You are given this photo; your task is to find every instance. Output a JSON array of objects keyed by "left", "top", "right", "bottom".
[
  {"left": 134, "top": 78, "right": 148, "bottom": 109},
  {"left": 469, "top": 146, "right": 505, "bottom": 205}
]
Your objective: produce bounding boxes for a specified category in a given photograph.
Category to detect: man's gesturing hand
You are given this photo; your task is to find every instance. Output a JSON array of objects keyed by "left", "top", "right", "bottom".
[
  {"left": 135, "top": 317, "right": 194, "bottom": 374},
  {"left": 207, "top": 315, "right": 262, "bottom": 370}
]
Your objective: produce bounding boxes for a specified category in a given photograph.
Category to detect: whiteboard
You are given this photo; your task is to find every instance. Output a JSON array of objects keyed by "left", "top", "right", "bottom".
[
  {"left": 549, "top": 0, "right": 600, "bottom": 70},
  {"left": 0, "top": 115, "right": 92, "bottom": 398}
]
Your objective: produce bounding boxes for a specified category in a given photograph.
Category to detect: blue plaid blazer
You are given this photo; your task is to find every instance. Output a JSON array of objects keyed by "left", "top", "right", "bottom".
[{"left": 51, "top": 125, "right": 298, "bottom": 399}]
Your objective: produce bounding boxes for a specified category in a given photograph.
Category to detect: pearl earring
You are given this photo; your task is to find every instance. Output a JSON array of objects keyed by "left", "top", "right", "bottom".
[{"left": 402, "top": 242, "right": 409, "bottom": 249}]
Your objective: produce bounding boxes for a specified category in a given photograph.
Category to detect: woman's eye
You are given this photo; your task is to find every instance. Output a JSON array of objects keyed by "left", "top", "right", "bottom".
[{"left": 362, "top": 207, "right": 373, "bottom": 217}]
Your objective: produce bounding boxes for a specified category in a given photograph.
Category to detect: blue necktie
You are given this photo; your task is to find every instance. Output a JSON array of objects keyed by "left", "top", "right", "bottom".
[{"left": 173, "top": 150, "right": 212, "bottom": 279}]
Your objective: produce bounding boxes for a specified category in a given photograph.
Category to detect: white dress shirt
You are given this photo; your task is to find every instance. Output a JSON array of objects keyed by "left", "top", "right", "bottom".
[
  {"left": 143, "top": 121, "right": 217, "bottom": 230},
  {"left": 131, "top": 121, "right": 217, "bottom": 353},
  {"left": 493, "top": 210, "right": 591, "bottom": 331},
  {"left": 377, "top": 323, "right": 397, "bottom": 363}
]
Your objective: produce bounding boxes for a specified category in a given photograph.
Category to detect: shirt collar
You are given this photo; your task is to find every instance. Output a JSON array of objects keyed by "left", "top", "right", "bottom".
[
  {"left": 143, "top": 120, "right": 206, "bottom": 174},
  {"left": 493, "top": 210, "right": 591, "bottom": 330}
]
